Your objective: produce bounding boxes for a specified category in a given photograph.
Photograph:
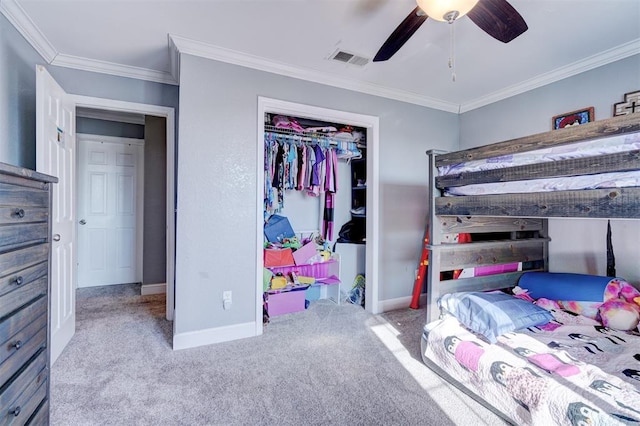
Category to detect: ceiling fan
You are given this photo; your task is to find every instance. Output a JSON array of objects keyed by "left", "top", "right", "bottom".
[{"left": 373, "top": 0, "right": 528, "bottom": 62}]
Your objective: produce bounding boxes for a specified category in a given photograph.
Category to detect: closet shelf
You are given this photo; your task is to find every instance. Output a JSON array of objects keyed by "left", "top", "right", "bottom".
[{"left": 264, "top": 125, "right": 366, "bottom": 149}]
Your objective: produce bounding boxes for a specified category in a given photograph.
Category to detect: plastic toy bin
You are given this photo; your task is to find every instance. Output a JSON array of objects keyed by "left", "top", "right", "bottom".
[
  {"left": 305, "top": 285, "right": 321, "bottom": 301},
  {"left": 266, "top": 290, "right": 306, "bottom": 316},
  {"left": 268, "top": 259, "right": 336, "bottom": 279}
]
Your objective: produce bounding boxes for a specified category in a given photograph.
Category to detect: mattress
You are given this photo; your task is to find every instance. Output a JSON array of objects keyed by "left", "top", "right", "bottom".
[
  {"left": 422, "top": 311, "right": 640, "bottom": 425},
  {"left": 438, "top": 131, "right": 640, "bottom": 196},
  {"left": 444, "top": 170, "right": 640, "bottom": 196},
  {"left": 437, "top": 132, "right": 640, "bottom": 176}
]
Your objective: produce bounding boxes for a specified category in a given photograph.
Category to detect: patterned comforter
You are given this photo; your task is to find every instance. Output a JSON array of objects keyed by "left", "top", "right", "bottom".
[{"left": 423, "top": 311, "right": 640, "bottom": 425}]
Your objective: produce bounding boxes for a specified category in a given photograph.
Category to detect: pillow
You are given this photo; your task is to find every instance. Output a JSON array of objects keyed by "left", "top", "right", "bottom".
[
  {"left": 518, "top": 272, "right": 612, "bottom": 301},
  {"left": 439, "top": 291, "right": 554, "bottom": 343},
  {"left": 598, "top": 299, "right": 640, "bottom": 331}
]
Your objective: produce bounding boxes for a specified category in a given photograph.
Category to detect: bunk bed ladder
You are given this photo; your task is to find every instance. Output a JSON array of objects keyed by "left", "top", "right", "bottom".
[{"left": 425, "top": 150, "right": 551, "bottom": 323}]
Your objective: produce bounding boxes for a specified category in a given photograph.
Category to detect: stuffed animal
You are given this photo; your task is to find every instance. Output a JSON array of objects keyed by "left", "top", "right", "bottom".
[{"left": 598, "top": 299, "right": 640, "bottom": 331}]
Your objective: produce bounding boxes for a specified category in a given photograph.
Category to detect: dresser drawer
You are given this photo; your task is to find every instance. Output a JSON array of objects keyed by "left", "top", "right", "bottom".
[
  {"left": 0, "top": 162, "right": 53, "bottom": 425},
  {"left": 0, "top": 182, "right": 48, "bottom": 209},
  {"left": 0, "top": 245, "right": 49, "bottom": 279},
  {"left": 0, "top": 277, "right": 47, "bottom": 320},
  {"left": 0, "top": 263, "right": 48, "bottom": 299},
  {"left": 0, "top": 297, "right": 46, "bottom": 344},
  {"left": 1, "top": 375, "right": 47, "bottom": 426},
  {"left": 0, "top": 349, "right": 47, "bottom": 417},
  {"left": 0, "top": 311, "right": 46, "bottom": 367},
  {"left": 0, "top": 207, "right": 48, "bottom": 226},
  {"left": 26, "top": 399, "right": 48, "bottom": 426},
  {"left": 0, "top": 326, "right": 46, "bottom": 390},
  {"left": 0, "top": 224, "right": 48, "bottom": 253}
]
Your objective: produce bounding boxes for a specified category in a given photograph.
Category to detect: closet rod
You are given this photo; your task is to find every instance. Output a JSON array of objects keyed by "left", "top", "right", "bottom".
[{"left": 264, "top": 128, "right": 366, "bottom": 149}]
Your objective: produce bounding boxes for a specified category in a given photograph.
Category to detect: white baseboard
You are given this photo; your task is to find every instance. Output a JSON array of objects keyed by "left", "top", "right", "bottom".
[
  {"left": 173, "top": 321, "right": 257, "bottom": 350},
  {"left": 141, "top": 283, "right": 166, "bottom": 295},
  {"left": 377, "top": 293, "right": 428, "bottom": 312}
]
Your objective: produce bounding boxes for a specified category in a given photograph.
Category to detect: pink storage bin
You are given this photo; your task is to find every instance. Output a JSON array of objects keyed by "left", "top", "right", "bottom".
[
  {"left": 268, "top": 259, "right": 336, "bottom": 279},
  {"left": 474, "top": 263, "right": 520, "bottom": 277},
  {"left": 266, "top": 290, "right": 306, "bottom": 316}
]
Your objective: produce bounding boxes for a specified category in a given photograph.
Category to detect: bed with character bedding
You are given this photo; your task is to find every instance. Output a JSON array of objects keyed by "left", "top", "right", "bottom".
[{"left": 420, "top": 273, "right": 640, "bottom": 426}]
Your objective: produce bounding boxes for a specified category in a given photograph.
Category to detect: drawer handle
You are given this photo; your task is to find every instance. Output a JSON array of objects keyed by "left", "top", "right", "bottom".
[
  {"left": 10, "top": 406, "right": 21, "bottom": 417},
  {"left": 13, "top": 208, "right": 25, "bottom": 218},
  {"left": 13, "top": 276, "right": 24, "bottom": 286},
  {"left": 12, "top": 340, "right": 22, "bottom": 350}
]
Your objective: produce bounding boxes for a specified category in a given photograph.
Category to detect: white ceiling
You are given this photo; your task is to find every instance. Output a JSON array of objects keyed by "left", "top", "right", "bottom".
[{"left": 4, "top": 0, "right": 640, "bottom": 112}]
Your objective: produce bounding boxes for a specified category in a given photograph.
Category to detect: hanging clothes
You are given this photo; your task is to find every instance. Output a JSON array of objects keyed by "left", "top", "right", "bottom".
[
  {"left": 325, "top": 148, "right": 338, "bottom": 193},
  {"left": 322, "top": 148, "right": 339, "bottom": 240},
  {"left": 309, "top": 144, "right": 325, "bottom": 197},
  {"left": 323, "top": 192, "right": 335, "bottom": 241},
  {"left": 264, "top": 132, "right": 344, "bottom": 237},
  {"left": 297, "top": 144, "right": 307, "bottom": 191}
]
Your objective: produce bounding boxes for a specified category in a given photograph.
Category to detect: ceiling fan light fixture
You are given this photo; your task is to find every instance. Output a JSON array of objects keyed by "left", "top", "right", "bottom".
[{"left": 416, "top": 0, "right": 480, "bottom": 23}]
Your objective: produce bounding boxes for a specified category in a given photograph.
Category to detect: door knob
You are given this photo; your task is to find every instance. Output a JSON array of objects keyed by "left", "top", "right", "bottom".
[
  {"left": 53, "top": 234, "right": 61, "bottom": 241},
  {"left": 79, "top": 219, "right": 87, "bottom": 225}
]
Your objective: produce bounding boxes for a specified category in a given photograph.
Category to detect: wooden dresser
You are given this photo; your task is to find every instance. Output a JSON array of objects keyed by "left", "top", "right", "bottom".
[{"left": 0, "top": 162, "right": 56, "bottom": 425}]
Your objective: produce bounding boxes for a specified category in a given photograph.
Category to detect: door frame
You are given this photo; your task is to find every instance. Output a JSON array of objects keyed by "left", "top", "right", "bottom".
[
  {"left": 72, "top": 95, "right": 176, "bottom": 321},
  {"left": 256, "top": 97, "right": 380, "bottom": 335},
  {"left": 76, "top": 134, "right": 145, "bottom": 288}
]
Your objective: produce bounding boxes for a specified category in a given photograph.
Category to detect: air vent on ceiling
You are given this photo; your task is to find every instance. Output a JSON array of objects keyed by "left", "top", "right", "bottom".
[{"left": 329, "top": 49, "right": 370, "bottom": 67}]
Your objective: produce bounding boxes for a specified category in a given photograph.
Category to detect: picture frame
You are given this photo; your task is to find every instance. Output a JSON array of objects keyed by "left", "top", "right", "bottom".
[
  {"left": 613, "top": 90, "right": 640, "bottom": 116},
  {"left": 552, "top": 107, "right": 594, "bottom": 130}
]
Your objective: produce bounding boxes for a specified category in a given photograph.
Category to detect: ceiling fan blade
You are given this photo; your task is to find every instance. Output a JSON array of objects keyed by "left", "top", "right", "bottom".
[
  {"left": 467, "top": 0, "right": 528, "bottom": 43},
  {"left": 373, "top": 6, "right": 428, "bottom": 62}
]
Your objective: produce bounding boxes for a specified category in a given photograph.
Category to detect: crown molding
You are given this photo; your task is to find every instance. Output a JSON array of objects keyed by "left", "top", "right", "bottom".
[
  {"left": 168, "top": 34, "right": 180, "bottom": 83},
  {"left": 460, "top": 39, "right": 640, "bottom": 113},
  {"left": 3, "top": 0, "right": 636, "bottom": 114},
  {"left": 1, "top": 0, "right": 178, "bottom": 85},
  {"left": 52, "top": 53, "right": 178, "bottom": 85},
  {"left": 0, "top": 0, "right": 56, "bottom": 62},
  {"left": 168, "top": 34, "right": 459, "bottom": 113}
]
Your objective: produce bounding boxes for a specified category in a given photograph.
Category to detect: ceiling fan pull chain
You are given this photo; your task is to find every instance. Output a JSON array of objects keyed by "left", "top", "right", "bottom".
[{"left": 449, "top": 21, "right": 456, "bottom": 82}]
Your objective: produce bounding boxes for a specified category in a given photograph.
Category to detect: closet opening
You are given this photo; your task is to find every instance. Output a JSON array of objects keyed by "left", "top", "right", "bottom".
[{"left": 256, "top": 97, "right": 380, "bottom": 334}]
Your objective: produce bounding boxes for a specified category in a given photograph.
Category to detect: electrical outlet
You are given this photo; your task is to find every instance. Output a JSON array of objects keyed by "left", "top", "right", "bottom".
[{"left": 223, "top": 291, "right": 232, "bottom": 310}]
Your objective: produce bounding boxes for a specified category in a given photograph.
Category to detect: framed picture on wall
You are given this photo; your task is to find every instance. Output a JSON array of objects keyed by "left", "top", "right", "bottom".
[
  {"left": 613, "top": 90, "right": 640, "bottom": 116},
  {"left": 552, "top": 107, "right": 594, "bottom": 129}
]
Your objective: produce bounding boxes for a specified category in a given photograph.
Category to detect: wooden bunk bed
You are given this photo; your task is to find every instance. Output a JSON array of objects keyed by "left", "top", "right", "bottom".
[
  {"left": 425, "top": 113, "right": 640, "bottom": 323},
  {"left": 421, "top": 113, "right": 640, "bottom": 425}
]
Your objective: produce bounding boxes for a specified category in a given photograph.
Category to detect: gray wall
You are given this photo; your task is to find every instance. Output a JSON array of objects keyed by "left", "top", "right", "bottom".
[
  {"left": 143, "top": 115, "right": 167, "bottom": 285},
  {"left": 77, "top": 117, "right": 144, "bottom": 139},
  {"left": 460, "top": 55, "right": 640, "bottom": 284},
  {"left": 0, "top": 13, "right": 176, "bottom": 291},
  {"left": 460, "top": 55, "right": 640, "bottom": 148},
  {"left": 0, "top": 12, "right": 42, "bottom": 168},
  {"left": 0, "top": 12, "right": 179, "bottom": 169},
  {"left": 175, "top": 54, "right": 458, "bottom": 334}
]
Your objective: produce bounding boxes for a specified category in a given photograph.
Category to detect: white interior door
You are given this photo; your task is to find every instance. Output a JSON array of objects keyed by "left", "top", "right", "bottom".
[
  {"left": 77, "top": 135, "right": 144, "bottom": 287},
  {"left": 36, "top": 65, "right": 76, "bottom": 365}
]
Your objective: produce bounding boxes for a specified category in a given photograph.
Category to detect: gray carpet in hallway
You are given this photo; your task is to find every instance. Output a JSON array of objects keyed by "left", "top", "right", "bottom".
[{"left": 50, "top": 285, "right": 504, "bottom": 425}]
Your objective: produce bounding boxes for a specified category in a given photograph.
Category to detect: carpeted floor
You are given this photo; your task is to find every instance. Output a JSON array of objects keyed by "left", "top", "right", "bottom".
[{"left": 50, "top": 284, "right": 504, "bottom": 425}]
